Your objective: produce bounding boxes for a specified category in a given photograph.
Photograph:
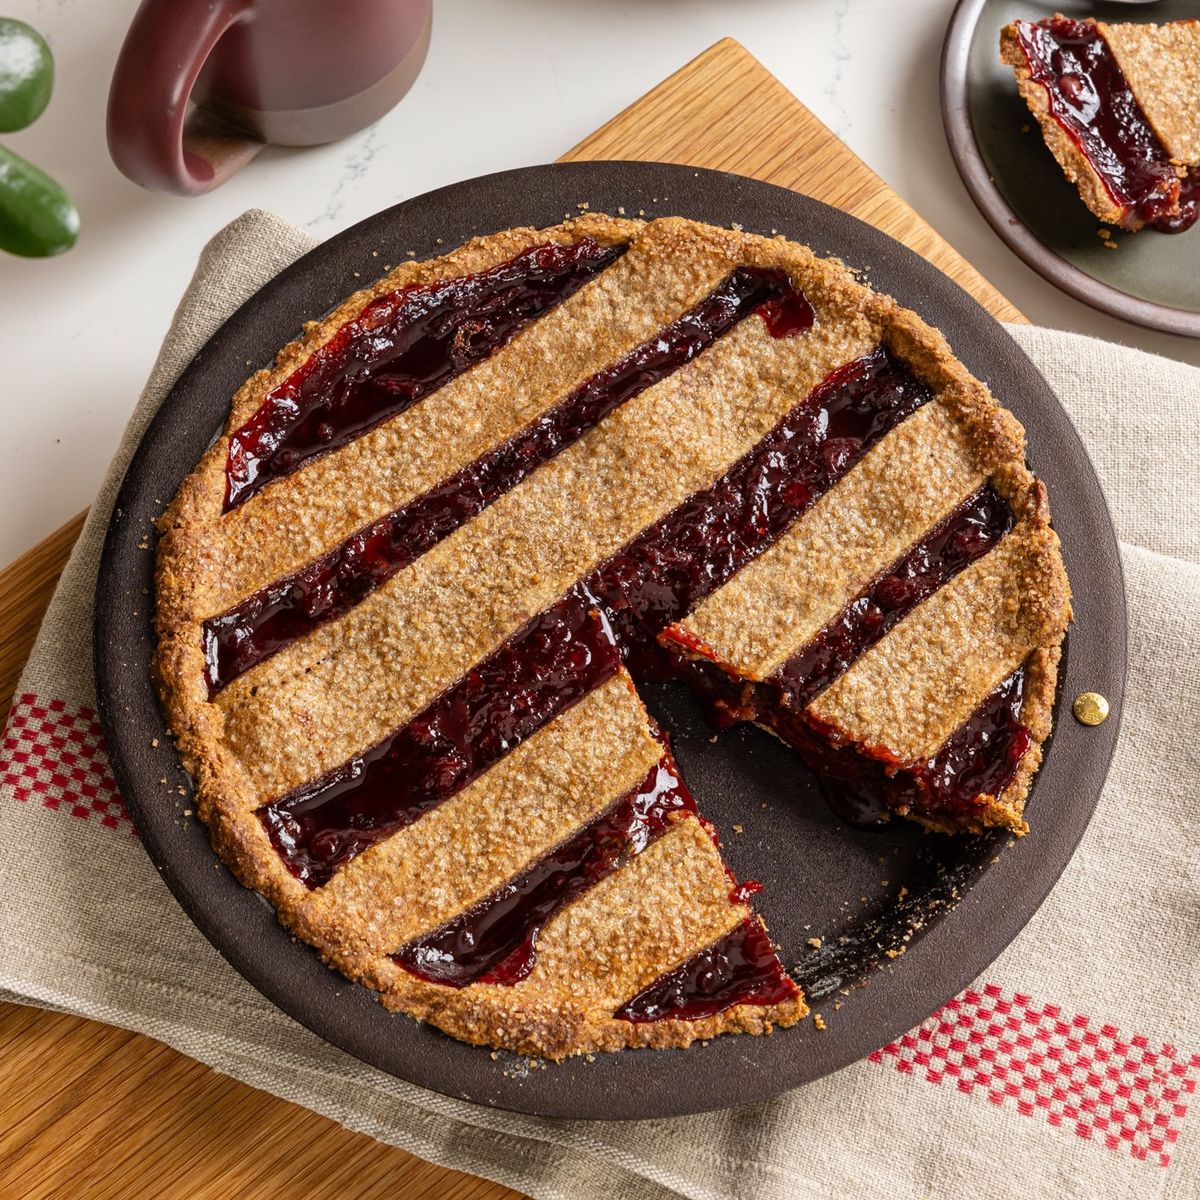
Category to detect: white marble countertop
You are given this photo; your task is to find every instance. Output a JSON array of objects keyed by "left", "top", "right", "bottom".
[{"left": 2, "top": 0, "right": 1196, "bottom": 568}]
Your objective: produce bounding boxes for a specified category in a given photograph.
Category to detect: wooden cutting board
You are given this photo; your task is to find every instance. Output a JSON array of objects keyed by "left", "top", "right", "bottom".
[{"left": 0, "top": 39, "right": 1023, "bottom": 1200}]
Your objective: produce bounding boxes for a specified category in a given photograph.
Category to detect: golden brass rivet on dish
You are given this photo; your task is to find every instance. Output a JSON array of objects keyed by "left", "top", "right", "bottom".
[{"left": 1073, "top": 692, "right": 1110, "bottom": 726}]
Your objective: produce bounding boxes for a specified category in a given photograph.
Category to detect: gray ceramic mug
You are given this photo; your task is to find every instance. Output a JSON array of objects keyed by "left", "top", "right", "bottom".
[{"left": 107, "top": 0, "right": 432, "bottom": 196}]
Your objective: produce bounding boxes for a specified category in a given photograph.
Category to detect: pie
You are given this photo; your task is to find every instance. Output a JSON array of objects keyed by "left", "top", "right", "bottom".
[
  {"left": 155, "top": 215, "right": 1071, "bottom": 1060},
  {"left": 1001, "top": 16, "right": 1200, "bottom": 233}
]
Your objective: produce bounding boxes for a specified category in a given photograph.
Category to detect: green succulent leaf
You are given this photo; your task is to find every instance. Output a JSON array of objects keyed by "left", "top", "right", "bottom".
[
  {"left": 0, "top": 18, "right": 53, "bottom": 133},
  {"left": 0, "top": 142, "right": 78, "bottom": 256}
]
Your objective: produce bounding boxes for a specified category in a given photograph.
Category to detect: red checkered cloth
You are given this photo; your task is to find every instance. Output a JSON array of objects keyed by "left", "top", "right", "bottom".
[
  {"left": 2, "top": 695, "right": 133, "bottom": 833},
  {"left": 873, "top": 985, "right": 1200, "bottom": 1168},
  {"left": 1, "top": 212, "right": 1197, "bottom": 1200}
]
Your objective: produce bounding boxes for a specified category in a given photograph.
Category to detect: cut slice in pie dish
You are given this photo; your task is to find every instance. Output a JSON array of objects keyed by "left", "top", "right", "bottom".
[
  {"left": 155, "top": 214, "right": 1070, "bottom": 1060},
  {"left": 1001, "top": 16, "right": 1200, "bottom": 233}
]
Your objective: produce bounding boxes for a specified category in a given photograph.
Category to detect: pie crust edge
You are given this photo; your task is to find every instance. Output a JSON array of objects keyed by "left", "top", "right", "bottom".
[{"left": 152, "top": 215, "right": 1071, "bottom": 1059}]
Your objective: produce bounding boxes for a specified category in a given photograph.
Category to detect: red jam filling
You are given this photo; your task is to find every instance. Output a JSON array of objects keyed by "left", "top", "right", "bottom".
[
  {"left": 678, "top": 658, "right": 1031, "bottom": 831},
  {"left": 809, "top": 667, "right": 1031, "bottom": 828},
  {"left": 392, "top": 746, "right": 695, "bottom": 987},
  {"left": 223, "top": 238, "right": 627, "bottom": 510},
  {"left": 587, "top": 347, "right": 933, "bottom": 678},
  {"left": 906, "top": 667, "right": 1031, "bottom": 815},
  {"left": 614, "top": 918, "right": 798, "bottom": 1023},
  {"left": 204, "top": 267, "right": 815, "bottom": 695},
  {"left": 757, "top": 286, "right": 818, "bottom": 337},
  {"left": 259, "top": 587, "right": 619, "bottom": 887},
  {"left": 1014, "top": 18, "right": 1198, "bottom": 232}
]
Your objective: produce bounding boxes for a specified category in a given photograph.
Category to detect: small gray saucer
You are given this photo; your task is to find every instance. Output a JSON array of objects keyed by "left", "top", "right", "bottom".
[{"left": 942, "top": 0, "right": 1200, "bottom": 337}]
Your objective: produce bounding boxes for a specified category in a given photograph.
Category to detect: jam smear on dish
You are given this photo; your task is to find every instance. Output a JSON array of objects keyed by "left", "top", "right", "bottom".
[
  {"left": 260, "top": 587, "right": 619, "bottom": 887},
  {"left": 393, "top": 746, "right": 695, "bottom": 987},
  {"left": 587, "top": 346, "right": 933, "bottom": 678},
  {"left": 204, "top": 267, "right": 815, "bottom": 695},
  {"left": 223, "top": 238, "right": 627, "bottom": 510},
  {"left": 729, "top": 879, "right": 764, "bottom": 904},
  {"left": 615, "top": 917, "right": 798, "bottom": 1022},
  {"left": 1159, "top": 168, "right": 1200, "bottom": 234},
  {"left": 1013, "top": 18, "right": 1198, "bottom": 232}
]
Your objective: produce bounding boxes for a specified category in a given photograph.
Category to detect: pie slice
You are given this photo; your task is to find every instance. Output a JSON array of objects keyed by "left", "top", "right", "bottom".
[
  {"left": 155, "top": 214, "right": 1070, "bottom": 1059},
  {"left": 1001, "top": 16, "right": 1200, "bottom": 233}
]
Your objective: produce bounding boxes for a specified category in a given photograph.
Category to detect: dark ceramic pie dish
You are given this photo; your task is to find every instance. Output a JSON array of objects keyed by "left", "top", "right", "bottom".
[{"left": 94, "top": 161, "right": 1126, "bottom": 1119}]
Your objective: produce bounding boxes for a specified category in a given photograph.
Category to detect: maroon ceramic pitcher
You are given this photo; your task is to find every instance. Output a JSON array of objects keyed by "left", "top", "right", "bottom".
[{"left": 107, "top": 0, "right": 432, "bottom": 196}]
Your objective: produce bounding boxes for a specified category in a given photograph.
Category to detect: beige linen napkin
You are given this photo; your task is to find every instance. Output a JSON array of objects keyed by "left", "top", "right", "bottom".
[{"left": 2, "top": 211, "right": 1198, "bottom": 1200}]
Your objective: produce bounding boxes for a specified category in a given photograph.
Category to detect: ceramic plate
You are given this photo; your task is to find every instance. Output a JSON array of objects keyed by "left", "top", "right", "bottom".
[
  {"left": 94, "top": 161, "right": 1126, "bottom": 1119},
  {"left": 943, "top": 0, "right": 1200, "bottom": 337}
]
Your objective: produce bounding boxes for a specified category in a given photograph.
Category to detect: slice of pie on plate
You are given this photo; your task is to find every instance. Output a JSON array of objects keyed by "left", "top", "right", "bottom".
[
  {"left": 155, "top": 214, "right": 1070, "bottom": 1059},
  {"left": 1002, "top": 16, "right": 1200, "bottom": 233}
]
